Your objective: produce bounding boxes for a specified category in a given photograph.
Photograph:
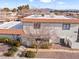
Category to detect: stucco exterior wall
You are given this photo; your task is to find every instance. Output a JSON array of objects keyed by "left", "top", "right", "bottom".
[
  {"left": 21, "top": 35, "right": 33, "bottom": 46},
  {"left": 22, "top": 22, "right": 79, "bottom": 47}
]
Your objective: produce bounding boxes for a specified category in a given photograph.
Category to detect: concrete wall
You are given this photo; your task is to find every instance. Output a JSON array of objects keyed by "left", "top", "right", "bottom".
[{"left": 71, "top": 42, "right": 79, "bottom": 49}]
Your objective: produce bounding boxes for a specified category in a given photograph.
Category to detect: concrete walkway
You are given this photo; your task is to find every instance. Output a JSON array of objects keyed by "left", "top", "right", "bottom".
[
  {"left": 14, "top": 46, "right": 26, "bottom": 57},
  {"left": 26, "top": 48, "right": 79, "bottom": 53}
]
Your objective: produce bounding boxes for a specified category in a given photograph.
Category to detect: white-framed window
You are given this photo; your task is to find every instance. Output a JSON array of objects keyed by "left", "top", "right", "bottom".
[{"left": 62, "top": 24, "right": 70, "bottom": 30}]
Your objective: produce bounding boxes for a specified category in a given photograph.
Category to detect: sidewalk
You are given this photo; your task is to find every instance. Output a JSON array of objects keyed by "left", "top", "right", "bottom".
[{"left": 26, "top": 48, "right": 79, "bottom": 53}]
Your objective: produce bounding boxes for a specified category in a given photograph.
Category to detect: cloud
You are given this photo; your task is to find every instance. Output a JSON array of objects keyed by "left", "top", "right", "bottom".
[
  {"left": 40, "top": 0, "right": 52, "bottom": 3},
  {"left": 58, "top": 1, "right": 64, "bottom": 5}
]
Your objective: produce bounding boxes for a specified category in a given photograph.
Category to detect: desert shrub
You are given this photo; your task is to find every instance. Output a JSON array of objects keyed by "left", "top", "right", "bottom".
[
  {"left": 25, "top": 51, "right": 36, "bottom": 58},
  {"left": 4, "top": 50, "right": 14, "bottom": 56},
  {"left": 0, "top": 36, "right": 21, "bottom": 47},
  {"left": 0, "top": 37, "right": 10, "bottom": 43},
  {"left": 4, "top": 46, "right": 18, "bottom": 56},
  {"left": 7, "top": 40, "right": 21, "bottom": 47},
  {"left": 14, "top": 41, "right": 21, "bottom": 47},
  {"left": 8, "top": 46, "right": 18, "bottom": 52},
  {"left": 7, "top": 39, "right": 13, "bottom": 45},
  {"left": 31, "top": 43, "right": 37, "bottom": 48},
  {"left": 40, "top": 42, "right": 50, "bottom": 49},
  {"left": 20, "top": 51, "right": 36, "bottom": 58}
]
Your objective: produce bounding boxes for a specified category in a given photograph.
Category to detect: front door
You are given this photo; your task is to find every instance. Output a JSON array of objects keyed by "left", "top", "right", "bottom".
[{"left": 60, "top": 38, "right": 65, "bottom": 46}]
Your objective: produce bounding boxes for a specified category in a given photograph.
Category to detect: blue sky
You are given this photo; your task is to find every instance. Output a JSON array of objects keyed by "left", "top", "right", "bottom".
[{"left": 0, "top": 0, "right": 79, "bottom": 9}]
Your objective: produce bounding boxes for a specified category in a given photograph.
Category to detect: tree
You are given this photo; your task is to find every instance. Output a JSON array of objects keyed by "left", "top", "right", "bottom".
[
  {"left": 12, "top": 8, "right": 17, "bottom": 12},
  {"left": 22, "top": 25, "right": 59, "bottom": 50},
  {"left": 17, "top": 5, "right": 29, "bottom": 11},
  {"left": 50, "top": 10, "right": 53, "bottom": 13},
  {"left": 25, "top": 4, "right": 29, "bottom": 10},
  {"left": 23, "top": 27, "right": 56, "bottom": 53},
  {"left": 18, "top": 6, "right": 22, "bottom": 11},
  {"left": 2, "top": 8, "right": 10, "bottom": 12},
  {"left": 17, "top": 5, "right": 29, "bottom": 14}
]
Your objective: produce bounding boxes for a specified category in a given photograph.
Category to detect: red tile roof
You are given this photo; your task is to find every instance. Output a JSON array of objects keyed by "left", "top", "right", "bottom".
[
  {"left": 22, "top": 18, "right": 79, "bottom": 24},
  {"left": 0, "top": 29, "right": 25, "bottom": 35}
]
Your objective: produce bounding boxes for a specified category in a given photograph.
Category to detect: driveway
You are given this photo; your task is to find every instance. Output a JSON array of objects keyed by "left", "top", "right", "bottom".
[{"left": 36, "top": 51, "right": 79, "bottom": 59}]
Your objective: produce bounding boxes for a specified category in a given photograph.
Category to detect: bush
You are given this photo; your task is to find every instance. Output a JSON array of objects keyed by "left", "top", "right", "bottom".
[
  {"left": 24, "top": 51, "right": 36, "bottom": 58},
  {"left": 14, "top": 41, "right": 21, "bottom": 47},
  {"left": 4, "top": 46, "right": 18, "bottom": 56},
  {"left": 0, "top": 37, "right": 10, "bottom": 43},
  {"left": 20, "top": 51, "right": 36, "bottom": 58},
  {"left": 4, "top": 50, "right": 14, "bottom": 56},
  {"left": 31, "top": 43, "right": 37, "bottom": 48},
  {"left": 0, "top": 37, "right": 21, "bottom": 47},
  {"left": 7, "top": 40, "right": 21, "bottom": 47},
  {"left": 8, "top": 46, "right": 18, "bottom": 52},
  {"left": 31, "top": 42, "right": 52, "bottom": 49},
  {"left": 40, "top": 42, "right": 50, "bottom": 49}
]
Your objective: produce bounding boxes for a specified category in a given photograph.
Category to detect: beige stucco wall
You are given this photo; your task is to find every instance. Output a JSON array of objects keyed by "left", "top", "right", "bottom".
[{"left": 22, "top": 23, "right": 79, "bottom": 47}]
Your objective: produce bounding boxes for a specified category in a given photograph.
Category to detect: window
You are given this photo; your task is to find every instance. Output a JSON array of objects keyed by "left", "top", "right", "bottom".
[
  {"left": 62, "top": 24, "right": 70, "bottom": 30},
  {"left": 34, "top": 23, "right": 41, "bottom": 29}
]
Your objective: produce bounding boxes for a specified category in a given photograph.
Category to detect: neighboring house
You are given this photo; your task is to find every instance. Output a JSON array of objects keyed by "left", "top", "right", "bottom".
[
  {"left": 0, "top": 29, "right": 24, "bottom": 40},
  {"left": 0, "top": 11, "right": 17, "bottom": 21},
  {"left": 0, "top": 21, "right": 24, "bottom": 41},
  {"left": 0, "top": 21, "right": 23, "bottom": 29},
  {"left": 21, "top": 15, "right": 79, "bottom": 49}
]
